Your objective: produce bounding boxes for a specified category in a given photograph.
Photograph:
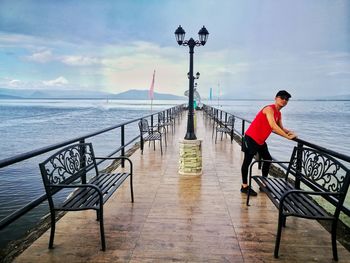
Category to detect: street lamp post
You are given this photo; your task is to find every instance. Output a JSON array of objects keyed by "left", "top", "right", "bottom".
[{"left": 175, "top": 25, "right": 209, "bottom": 140}]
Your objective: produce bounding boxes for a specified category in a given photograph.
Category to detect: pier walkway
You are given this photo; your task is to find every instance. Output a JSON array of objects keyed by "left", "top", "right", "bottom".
[{"left": 14, "top": 111, "right": 350, "bottom": 262}]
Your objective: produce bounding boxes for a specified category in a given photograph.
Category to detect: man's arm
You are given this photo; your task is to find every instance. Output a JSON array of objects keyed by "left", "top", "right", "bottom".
[
  {"left": 263, "top": 107, "right": 296, "bottom": 140},
  {"left": 277, "top": 117, "right": 291, "bottom": 134}
]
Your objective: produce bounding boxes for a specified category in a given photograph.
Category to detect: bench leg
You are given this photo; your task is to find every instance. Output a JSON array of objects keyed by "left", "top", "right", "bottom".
[
  {"left": 332, "top": 219, "right": 339, "bottom": 261},
  {"left": 140, "top": 138, "right": 144, "bottom": 155},
  {"left": 160, "top": 138, "right": 163, "bottom": 155},
  {"left": 274, "top": 213, "right": 284, "bottom": 258},
  {"left": 246, "top": 190, "right": 251, "bottom": 206},
  {"left": 130, "top": 174, "right": 134, "bottom": 202},
  {"left": 99, "top": 208, "right": 106, "bottom": 251},
  {"left": 49, "top": 211, "right": 56, "bottom": 249}
]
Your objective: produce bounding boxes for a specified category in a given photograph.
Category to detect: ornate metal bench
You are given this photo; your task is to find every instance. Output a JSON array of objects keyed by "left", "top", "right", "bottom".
[
  {"left": 158, "top": 111, "right": 174, "bottom": 134},
  {"left": 246, "top": 146, "right": 350, "bottom": 261},
  {"left": 138, "top": 119, "right": 163, "bottom": 155},
  {"left": 39, "top": 142, "right": 134, "bottom": 251},
  {"left": 214, "top": 115, "right": 235, "bottom": 143}
]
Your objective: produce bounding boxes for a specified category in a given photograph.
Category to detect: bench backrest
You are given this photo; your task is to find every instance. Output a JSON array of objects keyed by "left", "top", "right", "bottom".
[
  {"left": 138, "top": 119, "right": 150, "bottom": 134},
  {"left": 158, "top": 112, "right": 165, "bottom": 123},
  {"left": 227, "top": 115, "right": 235, "bottom": 128},
  {"left": 287, "top": 146, "right": 350, "bottom": 211},
  {"left": 39, "top": 143, "right": 98, "bottom": 195}
]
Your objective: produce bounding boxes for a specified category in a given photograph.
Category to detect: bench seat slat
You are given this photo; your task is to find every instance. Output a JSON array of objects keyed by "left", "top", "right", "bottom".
[
  {"left": 144, "top": 134, "right": 161, "bottom": 140},
  {"left": 216, "top": 127, "right": 231, "bottom": 133},
  {"left": 253, "top": 176, "right": 295, "bottom": 212},
  {"left": 253, "top": 176, "right": 332, "bottom": 219},
  {"left": 59, "top": 172, "right": 130, "bottom": 210},
  {"left": 59, "top": 173, "right": 115, "bottom": 209},
  {"left": 284, "top": 193, "right": 329, "bottom": 218},
  {"left": 85, "top": 172, "right": 129, "bottom": 207}
]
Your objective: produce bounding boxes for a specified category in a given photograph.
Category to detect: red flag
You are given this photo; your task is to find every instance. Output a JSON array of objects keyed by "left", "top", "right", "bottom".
[{"left": 149, "top": 70, "right": 155, "bottom": 100}]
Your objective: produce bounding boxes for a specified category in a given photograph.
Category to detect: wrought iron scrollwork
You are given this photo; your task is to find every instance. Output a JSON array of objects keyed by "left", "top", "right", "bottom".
[
  {"left": 291, "top": 148, "right": 345, "bottom": 192},
  {"left": 44, "top": 144, "right": 94, "bottom": 185}
]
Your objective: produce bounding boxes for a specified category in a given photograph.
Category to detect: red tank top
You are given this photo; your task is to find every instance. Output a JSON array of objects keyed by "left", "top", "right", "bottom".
[{"left": 245, "top": 104, "right": 281, "bottom": 145}]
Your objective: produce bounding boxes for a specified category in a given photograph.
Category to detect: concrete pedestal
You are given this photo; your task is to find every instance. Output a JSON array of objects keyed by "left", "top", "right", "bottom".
[{"left": 178, "top": 139, "right": 202, "bottom": 176}]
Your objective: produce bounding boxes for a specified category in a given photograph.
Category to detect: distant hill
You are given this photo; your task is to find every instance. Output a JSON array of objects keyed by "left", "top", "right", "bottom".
[
  {"left": 0, "top": 88, "right": 185, "bottom": 100},
  {"left": 319, "top": 94, "right": 350, "bottom": 100},
  {"left": 0, "top": 93, "right": 22, "bottom": 99},
  {"left": 111, "top": 89, "right": 185, "bottom": 100}
]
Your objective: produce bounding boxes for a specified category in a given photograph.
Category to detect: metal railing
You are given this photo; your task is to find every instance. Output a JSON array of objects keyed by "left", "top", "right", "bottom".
[
  {"left": 0, "top": 104, "right": 185, "bottom": 231},
  {"left": 202, "top": 103, "right": 350, "bottom": 216}
]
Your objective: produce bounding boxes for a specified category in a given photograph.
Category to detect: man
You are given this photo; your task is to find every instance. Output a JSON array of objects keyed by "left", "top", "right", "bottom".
[{"left": 240, "top": 90, "right": 297, "bottom": 196}]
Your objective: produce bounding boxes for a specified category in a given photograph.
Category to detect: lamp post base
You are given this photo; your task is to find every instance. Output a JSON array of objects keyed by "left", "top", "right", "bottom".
[{"left": 178, "top": 139, "right": 202, "bottom": 176}]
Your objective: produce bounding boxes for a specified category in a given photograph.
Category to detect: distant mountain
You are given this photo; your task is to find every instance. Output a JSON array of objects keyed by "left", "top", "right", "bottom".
[
  {"left": 0, "top": 88, "right": 185, "bottom": 100},
  {"left": 319, "top": 94, "right": 350, "bottom": 100},
  {"left": 0, "top": 93, "right": 22, "bottom": 99},
  {"left": 111, "top": 89, "right": 185, "bottom": 100}
]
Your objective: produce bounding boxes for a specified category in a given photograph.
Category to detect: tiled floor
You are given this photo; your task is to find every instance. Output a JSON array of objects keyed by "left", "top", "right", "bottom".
[{"left": 14, "top": 111, "right": 350, "bottom": 262}]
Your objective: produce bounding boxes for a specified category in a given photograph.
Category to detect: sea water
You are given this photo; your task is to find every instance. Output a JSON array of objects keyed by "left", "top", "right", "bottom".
[{"left": 0, "top": 99, "right": 349, "bottom": 249}]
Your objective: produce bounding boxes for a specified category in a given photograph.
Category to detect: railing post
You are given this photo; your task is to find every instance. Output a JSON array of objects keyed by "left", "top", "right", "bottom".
[
  {"left": 151, "top": 115, "right": 154, "bottom": 129},
  {"left": 140, "top": 119, "right": 144, "bottom": 153},
  {"left": 241, "top": 120, "right": 245, "bottom": 151},
  {"left": 121, "top": 125, "right": 125, "bottom": 168},
  {"left": 79, "top": 139, "right": 86, "bottom": 184},
  {"left": 295, "top": 141, "right": 303, "bottom": 189}
]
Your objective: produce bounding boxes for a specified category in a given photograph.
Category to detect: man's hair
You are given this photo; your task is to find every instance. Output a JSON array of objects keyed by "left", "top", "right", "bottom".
[{"left": 276, "top": 90, "right": 291, "bottom": 99}]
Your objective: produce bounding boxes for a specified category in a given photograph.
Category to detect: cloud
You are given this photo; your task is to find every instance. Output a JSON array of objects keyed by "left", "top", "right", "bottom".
[
  {"left": 42, "top": 76, "right": 69, "bottom": 86},
  {"left": 0, "top": 77, "right": 36, "bottom": 89},
  {"left": 25, "top": 49, "right": 102, "bottom": 66},
  {"left": 26, "top": 50, "right": 53, "bottom": 63},
  {"left": 60, "top": 55, "right": 101, "bottom": 66},
  {"left": 8, "top": 79, "right": 22, "bottom": 87},
  {"left": 1, "top": 76, "right": 69, "bottom": 89}
]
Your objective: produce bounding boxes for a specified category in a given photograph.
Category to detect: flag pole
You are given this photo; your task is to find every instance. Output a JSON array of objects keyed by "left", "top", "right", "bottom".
[
  {"left": 217, "top": 83, "right": 220, "bottom": 107},
  {"left": 149, "top": 70, "right": 155, "bottom": 112}
]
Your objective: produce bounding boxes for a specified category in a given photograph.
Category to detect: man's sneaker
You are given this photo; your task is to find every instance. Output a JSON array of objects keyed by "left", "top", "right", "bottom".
[{"left": 240, "top": 186, "right": 258, "bottom": 196}]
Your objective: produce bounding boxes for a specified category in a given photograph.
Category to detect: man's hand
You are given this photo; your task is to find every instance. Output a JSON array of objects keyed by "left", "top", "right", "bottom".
[{"left": 287, "top": 131, "right": 297, "bottom": 140}]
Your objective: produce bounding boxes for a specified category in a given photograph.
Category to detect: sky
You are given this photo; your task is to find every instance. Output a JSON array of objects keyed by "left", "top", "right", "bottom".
[{"left": 0, "top": 0, "right": 349, "bottom": 99}]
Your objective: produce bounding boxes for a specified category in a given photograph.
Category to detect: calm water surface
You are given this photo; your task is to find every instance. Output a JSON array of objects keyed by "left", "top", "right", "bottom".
[{"left": 0, "top": 99, "right": 349, "bottom": 249}]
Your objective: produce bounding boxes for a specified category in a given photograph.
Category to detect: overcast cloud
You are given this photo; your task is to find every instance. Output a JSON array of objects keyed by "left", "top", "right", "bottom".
[{"left": 0, "top": 0, "right": 349, "bottom": 99}]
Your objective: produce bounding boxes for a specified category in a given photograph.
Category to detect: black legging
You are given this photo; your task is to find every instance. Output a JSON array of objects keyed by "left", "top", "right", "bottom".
[{"left": 241, "top": 138, "right": 272, "bottom": 184}]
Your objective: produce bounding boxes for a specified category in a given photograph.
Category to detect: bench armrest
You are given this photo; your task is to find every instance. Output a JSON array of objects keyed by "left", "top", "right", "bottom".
[
  {"left": 248, "top": 160, "right": 291, "bottom": 187},
  {"left": 95, "top": 156, "right": 133, "bottom": 174},
  {"left": 151, "top": 124, "right": 166, "bottom": 133}
]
